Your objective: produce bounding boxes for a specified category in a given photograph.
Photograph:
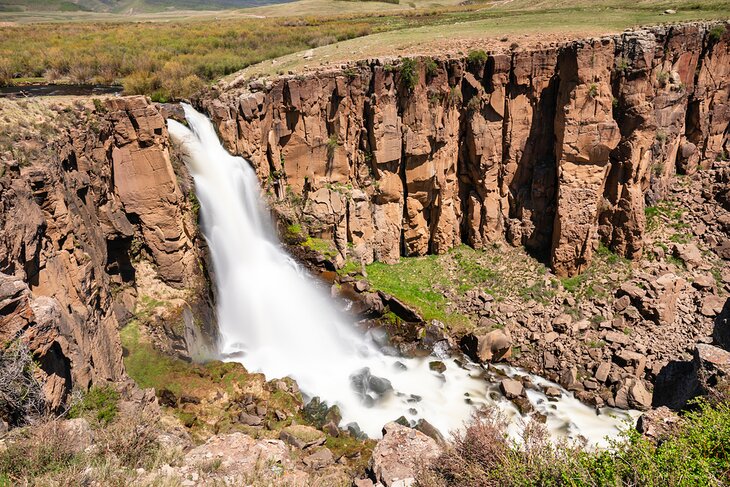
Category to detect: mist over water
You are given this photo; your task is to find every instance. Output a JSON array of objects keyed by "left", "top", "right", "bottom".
[{"left": 167, "top": 104, "right": 636, "bottom": 444}]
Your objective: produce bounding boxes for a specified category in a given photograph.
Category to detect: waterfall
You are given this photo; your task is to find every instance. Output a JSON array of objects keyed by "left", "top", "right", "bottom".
[{"left": 167, "top": 104, "right": 636, "bottom": 444}]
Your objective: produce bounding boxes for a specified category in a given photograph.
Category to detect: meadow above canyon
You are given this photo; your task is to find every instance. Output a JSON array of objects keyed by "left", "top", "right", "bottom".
[{"left": 1, "top": 0, "right": 729, "bottom": 100}]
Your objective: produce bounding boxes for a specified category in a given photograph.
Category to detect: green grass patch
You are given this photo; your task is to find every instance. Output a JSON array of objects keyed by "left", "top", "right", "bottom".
[
  {"left": 366, "top": 254, "right": 471, "bottom": 329},
  {"left": 303, "top": 237, "right": 338, "bottom": 259},
  {"left": 68, "top": 386, "right": 120, "bottom": 425},
  {"left": 120, "top": 320, "right": 252, "bottom": 397}
]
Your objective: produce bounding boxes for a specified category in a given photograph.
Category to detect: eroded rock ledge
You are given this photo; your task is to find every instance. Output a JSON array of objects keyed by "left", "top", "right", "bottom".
[
  {"left": 0, "top": 96, "right": 213, "bottom": 413},
  {"left": 202, "top": 21, "right": 729, "bottom": 277}
]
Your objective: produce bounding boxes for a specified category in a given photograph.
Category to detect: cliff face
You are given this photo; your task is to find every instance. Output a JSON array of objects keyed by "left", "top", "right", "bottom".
[
  {"left": 0, "top": 96, "right": 211, "bottom": 413},
  {"left": 203, "top": 22, "right": 729, "bottom": 276}
]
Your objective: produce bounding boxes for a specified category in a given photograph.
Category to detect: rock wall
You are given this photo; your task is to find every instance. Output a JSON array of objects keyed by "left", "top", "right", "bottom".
[
  {"left": 0, "top": 96, "right": 210, "bottom": 413},
  {"left": 203, "top": 21, "right": 729, "bottom": 276}
]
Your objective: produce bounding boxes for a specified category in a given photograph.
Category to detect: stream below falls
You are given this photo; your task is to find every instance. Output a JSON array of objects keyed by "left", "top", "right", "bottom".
[{"left": 167, "top": 104, "right": 639, "bottom": 446}]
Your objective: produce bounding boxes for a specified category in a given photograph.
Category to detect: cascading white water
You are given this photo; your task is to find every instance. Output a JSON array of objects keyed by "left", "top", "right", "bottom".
[{"left": 167, "top": 104, "right": 637, "bottom": 445}]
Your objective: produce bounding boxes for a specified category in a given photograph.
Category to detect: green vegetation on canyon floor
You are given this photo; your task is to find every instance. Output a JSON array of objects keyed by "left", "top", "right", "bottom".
[
  {"left": 340, "top": 242, "right": 633, "bottom": 335},
  {"left": 1, "top": 0, "right": 729, "bottom": 100},
  {"left": 418, "top": 398, "right": 730, "bottom": 486}
]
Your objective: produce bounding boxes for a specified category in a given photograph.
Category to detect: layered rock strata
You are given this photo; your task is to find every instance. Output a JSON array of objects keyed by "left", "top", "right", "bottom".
[
  {"left": 0, "top": 96, "right": 211, "bottom": 412},
  {"left": 203, "top": 21, "right": 729, "bottom": 276}
]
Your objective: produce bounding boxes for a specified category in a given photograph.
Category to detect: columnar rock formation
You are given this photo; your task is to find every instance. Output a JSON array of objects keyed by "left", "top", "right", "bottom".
[
  {"left": 204, "top": 21, "right": 729, "bottom": 276},
  {"left": 0, "top": 97, "right": 208, "bottom": 411}
]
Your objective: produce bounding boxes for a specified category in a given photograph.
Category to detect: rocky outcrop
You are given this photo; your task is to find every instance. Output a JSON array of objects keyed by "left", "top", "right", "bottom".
[
  {"left": 369, "top": 422, "right": 442, "bottom": 487},
  {"left": 203, "top": 21, "right": 729, "bottom": 277},
  {"left": 0, "top": 96, "right": 211, "bottom": 416},
  {"left": 653, "top": 343, "right": 730, "bottom": 408}
]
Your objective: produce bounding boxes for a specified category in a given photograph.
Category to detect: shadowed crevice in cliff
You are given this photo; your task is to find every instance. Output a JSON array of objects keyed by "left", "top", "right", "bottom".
[{"left": 200, "top": 20, "right": 730, "bottom": 278}]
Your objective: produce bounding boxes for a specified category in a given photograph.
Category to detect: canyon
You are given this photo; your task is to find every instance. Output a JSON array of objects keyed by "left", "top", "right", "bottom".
[
  {"left": 0, "top": 18, "right": 729, "bottom": 487},
  {"left": 204, "top": 21, "right": 729, "bottom": 277}
]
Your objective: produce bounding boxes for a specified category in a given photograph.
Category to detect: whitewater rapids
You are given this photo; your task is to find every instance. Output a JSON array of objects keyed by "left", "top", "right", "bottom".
[{"left": 167, "top": 104, "right": 637, "bottom": 445}]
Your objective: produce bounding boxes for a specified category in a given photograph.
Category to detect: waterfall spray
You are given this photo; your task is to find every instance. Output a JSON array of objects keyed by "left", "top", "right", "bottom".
[{"left": 167, "top": 104, "right": 635, "bottom": 443}]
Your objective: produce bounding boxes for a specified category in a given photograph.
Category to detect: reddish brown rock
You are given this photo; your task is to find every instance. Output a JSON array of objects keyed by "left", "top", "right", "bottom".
[
  {"left": 205, "top": 21, "right": 730, "bottom": 278},
  {"left": 370, "top": 422, "right": 442, "bottom": 487}
]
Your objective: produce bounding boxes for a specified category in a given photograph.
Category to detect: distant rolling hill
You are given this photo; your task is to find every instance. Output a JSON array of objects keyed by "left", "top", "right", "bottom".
[{"left": 0, "top": 0, "right": 291, "bottom": 13}]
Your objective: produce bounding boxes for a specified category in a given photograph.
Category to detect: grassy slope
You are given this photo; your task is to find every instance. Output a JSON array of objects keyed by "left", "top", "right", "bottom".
[{"left": 233, "top": 0, "right": 730, "bottom": 79}]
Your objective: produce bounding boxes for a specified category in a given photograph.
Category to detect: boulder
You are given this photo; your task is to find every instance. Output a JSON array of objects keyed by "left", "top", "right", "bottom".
[
  {"left": 594, "top": 361, "right": 612, "bottom": 383},
  {"left": 302, "top": 447, "right": 335, "bottom": 470},
  {"left": 370, "top": 422, "right": 442, "bottom": 487},
  {"left": 460, "top": 329, "right": 512, "bottom": 363},
  {"left": 701, "top": 295, "right": 726, "bottom": 317},
  {"left": 500, "top": 379, "right": 524, "bottom": 399},
  {"left": 378, "top": 292, "right": 422, "bottom": 323},
  {"left": 350, "top": 368, "right": 394, "bottom": 406},
  {"left": 673, "top": 244, "right": 703, "bottom": 269},
  {"left": 614, "top": 378, "right": 652, "bottom": 410},
  {"left": 59, "top": 418, "right": 93, "bottom": 453},
  {"left": 239, "top": 412, "right": 263, "bottom": 427},
  {"left": 636, "top": 406, "right": 681, "bottom": 442},
  {"left": 279, "top": 425, "right": 326, "bottom": 450},
  {"left": 694, "top": 344, "right": 730, "bottom": 400},
  {"left": 176, "top": 432, "right": 309, "bottom": 484},
  {"left": 414, "top": 419, "right": 445, "bottom": 445},
  {"left": 654, "top": 344, "right": 730, "bottom": 409}
]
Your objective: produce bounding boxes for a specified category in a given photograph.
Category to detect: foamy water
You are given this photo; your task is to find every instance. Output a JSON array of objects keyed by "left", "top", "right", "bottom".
[{"left": 167, "top": 105, "right": 637, "bottom": 444}]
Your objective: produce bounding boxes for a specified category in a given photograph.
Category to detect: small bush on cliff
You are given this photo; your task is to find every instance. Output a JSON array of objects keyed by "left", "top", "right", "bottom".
[
  {"left": 399, "top": 57, "right": 418, "bottom": 91},
  {"left": 424, "top": 57, "right": 439, "bottom": 79},
  {"left": 467, "top": 49, "right": 488, "bottom": 64},
  {"left": 588, "top": 83, "right": 598, "bottom": 98},
  {"left": 709, "top": 24, "right": 726, "bottom": 42},
  {"left": 326, "top": 134, "right": 339, "bottom": 160}
]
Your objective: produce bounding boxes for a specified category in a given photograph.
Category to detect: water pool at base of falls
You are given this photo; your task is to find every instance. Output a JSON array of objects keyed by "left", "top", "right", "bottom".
[{"left": 167, "top": 104, "right": 639, "bottom": 446}]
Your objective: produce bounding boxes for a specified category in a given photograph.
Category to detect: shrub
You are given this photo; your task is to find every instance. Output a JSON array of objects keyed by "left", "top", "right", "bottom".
[
  {"left": 399, "top": 57, "right": 418, "bottom": 91},
  {"left": 657, "top": 70, "right": 670, "bottom": 86},
  {"left": 309, "top": 35, "right": 337, "bottom": 48},
  {"left": 467, "top": 96, "right": 481, "bottom": 111},
  {"left": 709, "top": 24, "right": 726, "bottom": 42},
  {"left": 0, "top": 57, "right": 12, "bottom": 86},
  {"left": 424, "top": 57, "right": 439, "bottom": 79},
  {"left": 588, "top": 83, "right": 599, "bottom": 98},
  {"left": 467, "top": 49, "right": 488, "bottom": 64},
  {"left": 122, "top": 71, "right": 160, "bottom": 95},
  {"left": 326, "top": 134, "right": 339, "bottom": 160},
  {"left": 0, "top": 342, "right": 45, "bottom": 427},
  {"left": 0, "top": 421, "right": 81, "bottom": 482},
  {"left": 96, "top": 411, "right": 168, "bottom": 470},
  {"left": 447, "top": 86, "right": 463, "bottom": 106},
  {"left": 68, "top": 386, "right": 119, "bottom": 425},
  {"left": 421, "top": 399, "right": 730, "bottom": 487}
]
